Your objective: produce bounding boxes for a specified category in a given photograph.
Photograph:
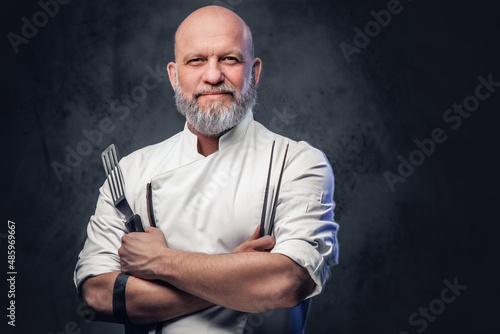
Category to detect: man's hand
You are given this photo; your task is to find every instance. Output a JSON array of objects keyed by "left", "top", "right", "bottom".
[
  {"left": 119, "top": 225, "right": 275, "bottom": 279},
  {"left": 117, "top": 225, "right": 312, "bottom": 312},
  {"left": 118, "top": 227, "right": 168, "bottom": 280},
  {"left": 232, "top": 225, "right": 275, "bottom": 253}
]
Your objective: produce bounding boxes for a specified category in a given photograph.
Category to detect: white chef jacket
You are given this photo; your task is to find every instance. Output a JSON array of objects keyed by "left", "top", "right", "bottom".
[{"left": 74, "top": 111, "right": 339, "bottom": 333}]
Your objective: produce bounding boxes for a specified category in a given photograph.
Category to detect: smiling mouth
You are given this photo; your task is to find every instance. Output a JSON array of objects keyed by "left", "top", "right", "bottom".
[
  {"left": 201, "top": 91, "right": 229, "bottom": 95},
  {"left": 196, "top": 91, "right": 232, "bottom": 100}
]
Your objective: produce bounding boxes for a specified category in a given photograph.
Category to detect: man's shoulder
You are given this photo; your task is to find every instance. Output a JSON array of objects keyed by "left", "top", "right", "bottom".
[
  {"left": 252, "top": 120, "right": 330, "bottom": 166},
  {"left": 288, "top": 139, "right": 333, "bottom": 179},
  {"left": 120, "top": 131, "right": 183, "bottom": 167}
]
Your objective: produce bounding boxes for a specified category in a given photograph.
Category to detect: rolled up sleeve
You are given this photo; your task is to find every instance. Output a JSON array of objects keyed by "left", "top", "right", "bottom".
[
  {"left": 270, "top": 142, "right": 339, "bottom": 298},
  {"left": 73, "top": 184, "right": 128, "bottom": 294}
]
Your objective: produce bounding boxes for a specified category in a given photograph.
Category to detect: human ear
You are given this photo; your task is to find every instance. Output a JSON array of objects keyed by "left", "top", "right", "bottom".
[
  {"left": 167, "top": 62, "right": 177, "bottom": 91},
  {"left": 252, "top": 58, "right": 262, "bottom": 86}
]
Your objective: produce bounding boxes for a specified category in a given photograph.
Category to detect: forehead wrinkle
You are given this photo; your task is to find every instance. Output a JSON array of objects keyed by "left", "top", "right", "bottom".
[
  {"left": 180, "top": 35, "right": 246, "bottom": 60},
  {"left": 182, "top": 48, "right": 244, "bottom": 61}
]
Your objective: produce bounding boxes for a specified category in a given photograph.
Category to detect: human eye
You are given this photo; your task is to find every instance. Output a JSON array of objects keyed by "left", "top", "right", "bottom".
[
  {"left": 186, "top": 58, "right": 204, "bottom": 65},
  {"left": 220, "top": 56, "right": 242, "bottom": 64}
]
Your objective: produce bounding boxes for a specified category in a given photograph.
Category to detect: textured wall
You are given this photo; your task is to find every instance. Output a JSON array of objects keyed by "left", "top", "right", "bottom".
[{"left": 3, "top": 0, "right": 500, "bottom": 333}]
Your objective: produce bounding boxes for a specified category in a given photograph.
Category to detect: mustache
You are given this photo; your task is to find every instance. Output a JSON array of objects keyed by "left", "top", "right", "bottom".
[{"left": 194, "top": 85, "right": 237, "bottom": 99}]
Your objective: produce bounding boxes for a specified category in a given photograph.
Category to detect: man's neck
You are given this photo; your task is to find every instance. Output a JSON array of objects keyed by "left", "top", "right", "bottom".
[
  {"left": 196, "top": 134, "right": 220, "bottom": 157},
  {"left": 188, "top": 123, "right": 231, "bottom": 157}
]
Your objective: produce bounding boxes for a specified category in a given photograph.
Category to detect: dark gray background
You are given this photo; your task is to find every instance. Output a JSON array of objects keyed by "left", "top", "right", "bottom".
[{"left": 3, "top": 0, "right": 499, "bottom": 333}]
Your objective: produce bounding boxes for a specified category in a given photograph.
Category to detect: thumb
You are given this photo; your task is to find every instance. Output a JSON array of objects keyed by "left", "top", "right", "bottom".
[
  {"left": 249, "top": 235, "right": 276, "bottom": 252},
  {"left": 248, "top": 225, "right": 261, "bottom": 241},
  {"left": 144, "top": 226, "right": 157, "bottom": 233}
]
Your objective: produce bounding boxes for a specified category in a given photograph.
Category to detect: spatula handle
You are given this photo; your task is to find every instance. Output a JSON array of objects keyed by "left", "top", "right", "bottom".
[{"left": 125, "top": 214, "right": 144, "bottom": 233}]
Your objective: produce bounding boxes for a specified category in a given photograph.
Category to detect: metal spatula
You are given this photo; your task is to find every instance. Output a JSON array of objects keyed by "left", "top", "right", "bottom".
[
  {"left": 101, "top": 144, "right": 144, "bottom": 232},
  {"left": 101, "top": 144, "right": 149, "bottom": 334}
]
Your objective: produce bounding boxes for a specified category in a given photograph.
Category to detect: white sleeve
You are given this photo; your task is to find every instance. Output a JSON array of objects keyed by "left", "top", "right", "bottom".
[
  {"left": 73, "top": 183, "right": 128, "bottom": 295},
  {"left": 270, "top": 141, "right": 339, "bottom": 298}
]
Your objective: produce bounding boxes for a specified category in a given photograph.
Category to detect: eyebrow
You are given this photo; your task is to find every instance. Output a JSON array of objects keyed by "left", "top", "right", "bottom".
[
  {"left": 182, "top": 53, "right": 204, "bottom": 63},
  {"left": 182, "top": 50, "right": 246, "bottom": 63}
]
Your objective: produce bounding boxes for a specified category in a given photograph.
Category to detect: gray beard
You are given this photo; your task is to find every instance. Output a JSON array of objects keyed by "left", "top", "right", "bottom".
[{"left": 174, "top": 74, "right": 257, "bottom": 137}]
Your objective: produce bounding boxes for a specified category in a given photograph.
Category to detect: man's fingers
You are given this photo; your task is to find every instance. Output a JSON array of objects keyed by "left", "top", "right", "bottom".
[
  {"left": 247, "top": 235, "right": 275, "bottom": 251},
  {"left": 232, "top": 227, "right": 275, "bottom": 253},
  {"left": 258, "top": 235, "right": 276, "bottom": 250}
]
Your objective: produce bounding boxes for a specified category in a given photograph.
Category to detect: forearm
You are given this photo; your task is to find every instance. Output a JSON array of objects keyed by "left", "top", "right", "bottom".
[
  {"left": 156, "top": 250, "right": 314, "bottom": 313},
  {"left": 81, "top": 271, "right": 213, "bottom": 325}
]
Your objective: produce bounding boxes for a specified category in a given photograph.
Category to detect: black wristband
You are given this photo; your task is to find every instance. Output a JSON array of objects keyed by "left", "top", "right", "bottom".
[{"left": 113, "top": 273, "right": 131, "bottom": 324}]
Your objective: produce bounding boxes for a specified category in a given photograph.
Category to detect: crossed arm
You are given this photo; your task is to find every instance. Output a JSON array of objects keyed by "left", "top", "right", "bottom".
[{"left": 81, "top": 226, "right": 315, "bottom": 325}]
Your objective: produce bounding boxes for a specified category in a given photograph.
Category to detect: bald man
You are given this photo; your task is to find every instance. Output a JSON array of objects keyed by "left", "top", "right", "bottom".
[{"left": 74, "top": 6, "right": 338, "bottom": 334}]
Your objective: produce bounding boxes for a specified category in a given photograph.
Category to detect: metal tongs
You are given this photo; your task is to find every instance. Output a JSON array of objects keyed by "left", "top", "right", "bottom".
[
  {"left": 259, "top": 141, "right": 289, "bottom": 237},
  {"left": 101, "top": 144, "right": 144, "bottom": 233}
]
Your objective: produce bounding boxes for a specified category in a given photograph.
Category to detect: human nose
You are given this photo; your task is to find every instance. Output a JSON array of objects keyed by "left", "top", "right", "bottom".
[{"left": 202, "top": 59, "right": 225, "bottom": 85}]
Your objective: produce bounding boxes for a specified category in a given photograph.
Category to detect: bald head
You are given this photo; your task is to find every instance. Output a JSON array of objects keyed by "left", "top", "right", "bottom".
[{"left": 174, "top": 6, "right": 254, "bottom": 61}]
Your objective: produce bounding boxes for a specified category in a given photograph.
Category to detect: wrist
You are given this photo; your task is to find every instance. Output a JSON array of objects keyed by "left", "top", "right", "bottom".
[{"left": 156, "top": 248, "right": 183, "bottom": 282}]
